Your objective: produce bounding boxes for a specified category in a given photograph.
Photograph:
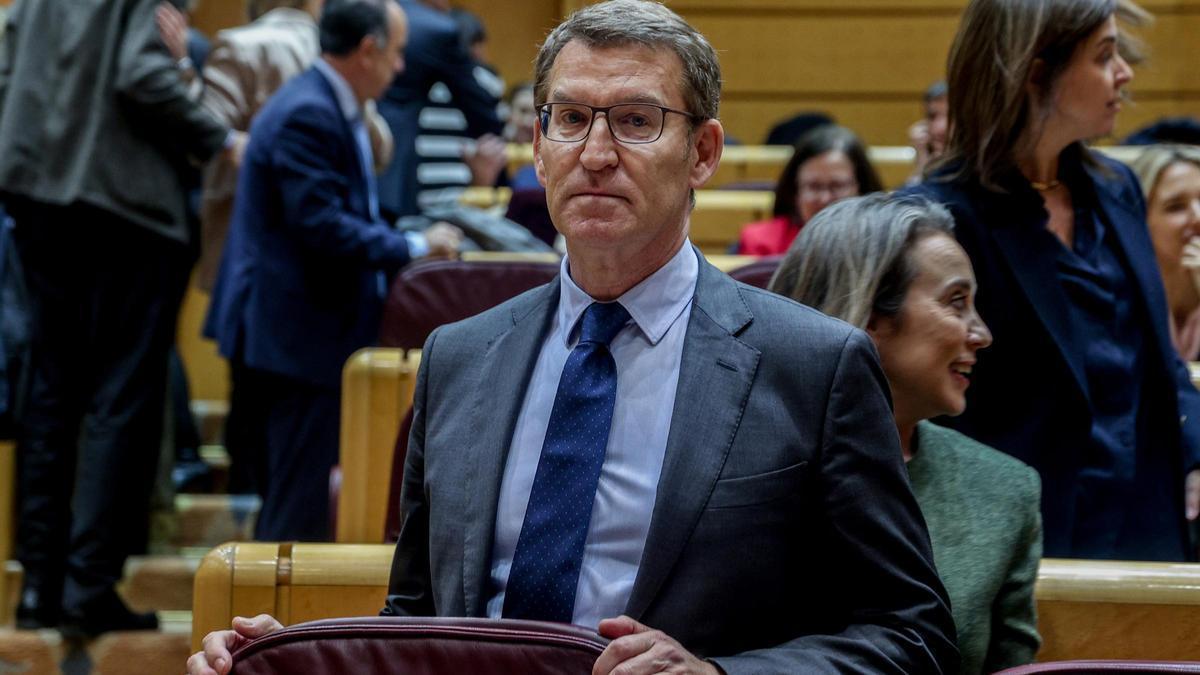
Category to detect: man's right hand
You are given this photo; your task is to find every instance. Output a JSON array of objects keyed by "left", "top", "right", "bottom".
[{"left": 186, "top": 614, "right": 283, "bottom": 675}]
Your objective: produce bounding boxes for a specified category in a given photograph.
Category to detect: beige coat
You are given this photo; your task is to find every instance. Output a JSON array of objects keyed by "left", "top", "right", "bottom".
[{"left": 198, "top": 7, "right": 393, "bottom": 289}]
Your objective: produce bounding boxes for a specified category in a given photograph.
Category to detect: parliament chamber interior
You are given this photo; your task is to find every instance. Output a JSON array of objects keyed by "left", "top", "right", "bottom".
[{"left": 2, "top": 0, "right": 1200, "bottom": 667}]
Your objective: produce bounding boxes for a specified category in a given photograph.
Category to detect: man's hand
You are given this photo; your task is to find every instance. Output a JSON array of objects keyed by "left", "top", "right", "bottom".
[
  {"left": 226, "top": 130, "right": 249, "bottom": 168},
  {"left": 155, "top": 2, "right": 189, "bottom": 62},
  {"left": 424, "top": 222, "right": 463, "bottom": 259},
  {"left": 1187, "top": 469, "right": 1200, "bottom": 521},
  {"left": 463, "top": 134, "right": 508, "bottom": 187},
  {"left": 592, "top": 615, "right": 721, "bottom": 675},
  {"left": 186, "top": 614, "right": 283, "bottom": 675}
]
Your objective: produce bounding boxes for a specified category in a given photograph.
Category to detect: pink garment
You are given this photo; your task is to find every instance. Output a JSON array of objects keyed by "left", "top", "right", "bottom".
[{"left": 737, "top": 215, "right": 801, "bottom": 256}]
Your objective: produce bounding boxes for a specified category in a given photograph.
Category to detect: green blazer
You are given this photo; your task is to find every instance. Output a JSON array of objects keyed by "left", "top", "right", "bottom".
[{"left": 908, "top": 421, "right": 1043, "bottom": 675}]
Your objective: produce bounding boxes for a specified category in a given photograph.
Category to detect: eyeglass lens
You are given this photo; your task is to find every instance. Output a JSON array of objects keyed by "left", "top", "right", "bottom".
[{"left": 542, "top": 103, "right": 665, "bottom": 143}]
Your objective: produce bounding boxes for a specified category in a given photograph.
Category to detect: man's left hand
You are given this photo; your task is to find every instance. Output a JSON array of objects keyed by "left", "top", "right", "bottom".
[
  {"left": 1186, "top": 469, "right": 1200, "bottom": 521},
  {"left": 592, "top": 616, "right": 721, "bottom": 675}
]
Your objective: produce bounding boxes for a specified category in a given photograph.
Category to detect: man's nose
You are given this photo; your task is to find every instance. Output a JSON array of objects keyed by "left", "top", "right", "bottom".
[{"left": 579, "top": 112, "right": 618, "bottom": 170}]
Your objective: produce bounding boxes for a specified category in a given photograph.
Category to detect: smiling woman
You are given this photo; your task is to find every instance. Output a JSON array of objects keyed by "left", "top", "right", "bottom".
[
  {"left": 902, "top": 0, "right": 1200, "bottom": 565},
  {"left": 769, "top": 193, "right": 1041, "bottom": 675}
]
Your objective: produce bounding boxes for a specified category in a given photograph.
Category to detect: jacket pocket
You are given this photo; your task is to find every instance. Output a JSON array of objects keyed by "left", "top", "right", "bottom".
[{"left": 706, "top": 460, "right": 808, "bottom": 510}]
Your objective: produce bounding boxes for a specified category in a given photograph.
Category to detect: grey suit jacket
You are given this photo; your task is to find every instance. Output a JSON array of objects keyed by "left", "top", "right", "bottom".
[
  {"left": 384, "top": 249, "right": 959, "bottom": 673},
  {"left": 0, "top": 0, "right": 227, "bottom": 244}
]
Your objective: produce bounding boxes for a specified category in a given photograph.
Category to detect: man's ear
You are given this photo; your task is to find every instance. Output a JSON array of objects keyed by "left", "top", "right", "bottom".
[{"left": 688, "top": 118, "right": 724, "bottom": 191}]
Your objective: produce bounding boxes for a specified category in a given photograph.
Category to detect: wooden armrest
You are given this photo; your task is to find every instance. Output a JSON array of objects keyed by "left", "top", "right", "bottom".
[{"left": 336, "top": 349, "right": 420, "bottom": 543}]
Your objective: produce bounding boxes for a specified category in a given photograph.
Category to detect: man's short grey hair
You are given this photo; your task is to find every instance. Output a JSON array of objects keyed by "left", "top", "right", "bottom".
[
  {"left": 768, "top": 194, "right": 956, "bottom": 329},
  {"left": 533, "top": 0, "right": 721, "bottom": 120}
]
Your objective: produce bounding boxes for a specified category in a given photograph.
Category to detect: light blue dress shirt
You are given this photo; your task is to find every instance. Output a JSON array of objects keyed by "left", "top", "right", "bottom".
[
  {"left": 487, "top": 242, "right": 698, "bottom": 629},
  {"left": 311, "top": 59, "right": 428, "bottom": 259}
]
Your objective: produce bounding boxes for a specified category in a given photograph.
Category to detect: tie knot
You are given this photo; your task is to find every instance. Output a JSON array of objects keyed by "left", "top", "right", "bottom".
[{"left": 579, "top": 302, "right": 630, "bottom": 346}]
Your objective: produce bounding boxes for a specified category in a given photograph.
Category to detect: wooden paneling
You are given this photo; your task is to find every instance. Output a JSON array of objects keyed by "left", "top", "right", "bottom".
[
  {"left": 192, "top": 0, "right": 249, "bottom": 37},
  {"left": 336, "top": 349, "right": 420, "bottom": 544},
  {"left": 0, "top": 441, "right": 13, "bottom": 628}
]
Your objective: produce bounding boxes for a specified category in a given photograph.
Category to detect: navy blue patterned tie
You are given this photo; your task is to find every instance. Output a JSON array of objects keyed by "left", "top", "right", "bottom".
[{"left": 503, "top": 301, "right": 631, "bottom": 622}]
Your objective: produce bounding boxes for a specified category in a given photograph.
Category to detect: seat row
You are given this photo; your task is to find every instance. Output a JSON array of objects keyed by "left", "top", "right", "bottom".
[{"left": 192, "top": 541, "right": 1200, "bottom": 665}]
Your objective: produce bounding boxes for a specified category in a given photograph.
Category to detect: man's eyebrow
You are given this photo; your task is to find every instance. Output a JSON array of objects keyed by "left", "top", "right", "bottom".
[{"left": 546, "top": 89, "right": 668, "bottom": 107}]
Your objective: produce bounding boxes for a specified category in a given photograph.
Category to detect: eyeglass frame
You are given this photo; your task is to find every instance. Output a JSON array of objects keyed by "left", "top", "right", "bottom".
[{"left": 537, "top": 101, "right": 705, "bottom": 145}]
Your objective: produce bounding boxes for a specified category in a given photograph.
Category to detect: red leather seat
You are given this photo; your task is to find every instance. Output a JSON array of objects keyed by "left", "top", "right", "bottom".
[
  {"left": 996, "top": 662, "right": 1200, "bottom": 674},
  {"left": 229, "top": 617, "right": 608, "bottom": 675},
  {"left": 380, "top": 259, "right": 560, "bottom": 350},
  {"left": 728, "top": 256, "right": 782, "bottom": 290}
]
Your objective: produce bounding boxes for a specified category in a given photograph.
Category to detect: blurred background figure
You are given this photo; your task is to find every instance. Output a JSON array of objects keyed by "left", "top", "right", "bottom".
[
  {"left": 736, "top": 124, "right": 882, "bottom": 255},
  {"left": 377, "top": 0, "right": 504, "bottom": 218},
  {"left": 0, "top": 0, "right": 230, "bottom": 635},
  {"left": 1131, "top": 145, "right": 1200, "bottom": 361},
  {"left": 907, "top": 81, "right": 949, "bottom": 184},
  {"left": 770, "top": 193, "right": 1041, "bottom": 675},
  {"left": 904, "top": 0, "right": 1200, "bottom": 562},
  {"left": 763, "top": 111, "right": 834, "bottom": 146}
]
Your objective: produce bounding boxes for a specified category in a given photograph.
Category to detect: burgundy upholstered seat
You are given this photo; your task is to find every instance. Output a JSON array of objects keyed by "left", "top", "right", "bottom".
[
  {"left": 229, "top": 617, "right": 608, "bottom": 675},
  {"left": 379, "top": 258, "right": 560, "bottom": 350},
  {"left": 727, "top": 256, "right": 782, "bottom": 290},
  {"left": 995, "top": 662, "right": 1200, "bottom": 674}
]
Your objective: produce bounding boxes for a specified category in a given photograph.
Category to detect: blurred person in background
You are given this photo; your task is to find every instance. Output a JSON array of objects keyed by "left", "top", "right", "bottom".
[
  {"left": 0, "top": 0, "right": 231, "bottom": 634},
  {"left": 1131, "top": 145, "right": 1200, "bottom": 361},
  {"left": 204, "top": 0, "right": 461, "bottom": 543},
  {"left": 377, "top": 0, "right": 503, "bottom": 217},
  {"left": 771, "top": 194, "right": 1042, "bottom": 675},
  {"left": 907, "top": 81, "right": 949, "bottom": 185},
  {"left": 736, "top": 124, "right": 882, "bottom": 255},
  {"left": 904, "top": 0, "right": 1200, "bottom": 561}
]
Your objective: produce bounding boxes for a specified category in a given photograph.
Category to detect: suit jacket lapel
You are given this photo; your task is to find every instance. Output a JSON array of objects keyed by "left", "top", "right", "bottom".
[
  {"left": 460, "top": 281, "right": 559, "bottom": 616},
  {"left": 625, "top": 251, "right": 760, "bottom": 620},
  {"left": 986, "top": 197, "right": 1091, "bottom": 405}
]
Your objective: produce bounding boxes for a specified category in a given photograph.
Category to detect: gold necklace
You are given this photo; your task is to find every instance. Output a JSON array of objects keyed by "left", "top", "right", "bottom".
[{"left": 1030, "top": 179, "right": 1061, "bottom": 191}]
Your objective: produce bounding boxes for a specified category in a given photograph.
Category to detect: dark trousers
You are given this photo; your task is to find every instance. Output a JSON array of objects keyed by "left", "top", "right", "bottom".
[
  {"left": 232, "top": 365, "right": 340, "bottom": 542},
  {"left": 8, "top": 199, "right": 190, "bottom": 612}
]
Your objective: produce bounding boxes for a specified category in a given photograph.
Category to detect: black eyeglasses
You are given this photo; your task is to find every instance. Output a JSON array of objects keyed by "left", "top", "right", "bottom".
[{"left": 538, "top": 101, "right": 703, "bottom": 144}]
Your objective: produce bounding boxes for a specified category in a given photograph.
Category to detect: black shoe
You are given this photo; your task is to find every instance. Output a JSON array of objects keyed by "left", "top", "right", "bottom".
[
  {"left": 60, "top": 592, "right": 158, "bottom": 639},
  {"left": 15, "top": 585, "right": 61, "bottom": 629}
]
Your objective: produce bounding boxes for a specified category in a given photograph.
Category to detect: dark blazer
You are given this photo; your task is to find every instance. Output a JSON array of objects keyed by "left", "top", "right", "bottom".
[
  {"left": 205, "top": 67, "right": 412, "bottom": 388},
  {"left": 376, "top": 0, "right": 502, "bottom": 217},
  {"left": 0, "top": 0, "right": 227, "bottom": 243},
  {"left": 905, "top": 152, "right": 1200, "bottom": 559},
  {"left": 383, "top": 250, "right": 960, "bottom": 673}
]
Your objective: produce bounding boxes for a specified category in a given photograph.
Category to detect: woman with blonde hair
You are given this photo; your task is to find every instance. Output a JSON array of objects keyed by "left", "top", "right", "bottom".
[
  {"left": 1130, "top": 145, "right": 1200, "bottom": 360},
  {"left": 771, "top": 193, "right": 1041, "bottom": 674},
  {"left": 904, "top": 0, "right": 1200, "bottom": 561}
]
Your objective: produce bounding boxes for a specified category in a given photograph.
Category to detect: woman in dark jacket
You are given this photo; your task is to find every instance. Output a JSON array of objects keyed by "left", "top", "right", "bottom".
[{"left": 904, "top": 0, "right": 1200, "bottom": 561}]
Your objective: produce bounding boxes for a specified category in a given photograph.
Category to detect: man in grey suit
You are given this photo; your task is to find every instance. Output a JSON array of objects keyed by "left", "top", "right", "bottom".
[
  {"left": 190, "top": 2, "right": 957, "bottom": 673},
  {"left": 0, "top": 0, "right": 232, "bottom": 635}
]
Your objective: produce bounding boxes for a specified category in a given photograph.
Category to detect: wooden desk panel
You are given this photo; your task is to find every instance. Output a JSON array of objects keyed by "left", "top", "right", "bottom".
[{"left": 194, "top": 548, "right": 1200, "bottom": 662}]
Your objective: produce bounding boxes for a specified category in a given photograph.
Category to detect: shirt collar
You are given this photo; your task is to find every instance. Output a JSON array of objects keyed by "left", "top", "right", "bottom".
[
  {"left": 312, "top": 58, "right": 361, "bottom": 122},
  {"left": 556, "top": 241, "right": 698, "bottom": 349}
]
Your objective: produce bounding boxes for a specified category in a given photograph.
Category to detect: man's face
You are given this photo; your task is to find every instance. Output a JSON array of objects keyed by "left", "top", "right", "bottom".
[
  {"left": 534, "top": 41, "right": 721, "bottom": 264},
  {"left": 926, "top": 95, "right": 948, "bottom": 155},
  {"left": 362, "top": 4, "right": 407, "bottom": 100}
]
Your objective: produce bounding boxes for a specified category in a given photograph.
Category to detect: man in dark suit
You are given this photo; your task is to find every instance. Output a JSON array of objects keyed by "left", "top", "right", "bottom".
[
  {"left": 190, "top": 2, "right": 957, "bottom": 673},
  {"left": 375, "top": 0, "right": 503, "bottom": 218},
  {"left": 0, "top": 0, "right": 233, "bottom": 635},
  {"left": 204, "top": 0, "right": 460, "bottom": 542}
]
